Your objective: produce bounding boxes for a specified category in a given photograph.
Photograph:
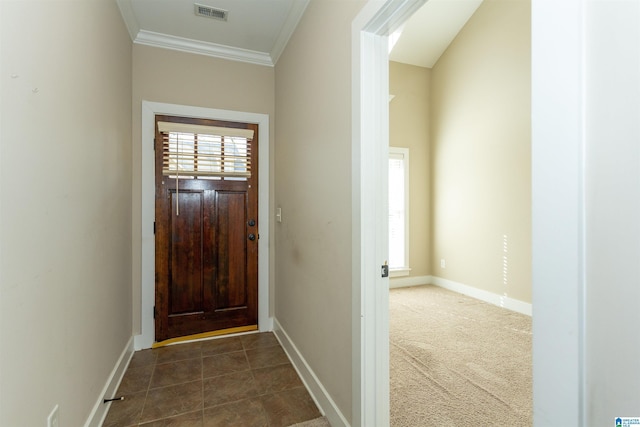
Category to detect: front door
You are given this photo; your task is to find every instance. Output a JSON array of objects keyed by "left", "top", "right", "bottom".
[{"left": 154, "top": 115, "right": 258, "bottom": 342}]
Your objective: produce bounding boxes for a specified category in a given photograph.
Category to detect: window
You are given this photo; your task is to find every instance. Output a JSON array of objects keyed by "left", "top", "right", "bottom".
[
  {"left": 157, "top": 121, "right": 253, "bottom": 180},
  {"left": 389, "top": 147, "right": 410, "bottom": 276}
]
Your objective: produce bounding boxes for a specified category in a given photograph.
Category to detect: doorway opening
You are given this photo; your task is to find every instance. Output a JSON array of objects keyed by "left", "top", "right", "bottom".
[
  {"left": 136, "top": 102, "right": 271, "bottom": 351},
  {"left": 354, "top": 1, "right": 586, "bottom": 425},
  {"left": 386, "top": 3, "right": 533, "bottom": 421},
  {"left": 153, "top": 115, "right": 259, "bottom": 343}
]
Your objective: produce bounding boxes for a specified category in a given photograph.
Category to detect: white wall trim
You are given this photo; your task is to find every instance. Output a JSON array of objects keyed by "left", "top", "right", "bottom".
[
  {"left": 83, "top": 337, "right": 134, "bottom": 427},
  {"left": 429, "top": 276, "right": 532, "bottom": 317},
  {"left": 270, "top": 0, "right": 310, "bottom": 65},
  {"left": 389, "top": 275, "right": 531, "bottom": 316},
  {"left": 134, "top": 30, "right": 274, "bottom": 67},
  {"left": 351, "top": 1, "right": 427, "bottom": 426},
  {"left": 532, "top": 0, "right": 586, "bottom": 423},
  {"left": 135, "top": 101, "right": 271, "bottom": 350},
  {"left": 273, "top": 319, "right": 350, "bottom": 427},
  {"left": 388, "top": 146, "right": 410, "bottom": 272},
  {"left": 115, "top": 0, "right": 139, "bottom": 41},
  {"left": 389, "top": 275, "right": 431, "bottom": 289}
]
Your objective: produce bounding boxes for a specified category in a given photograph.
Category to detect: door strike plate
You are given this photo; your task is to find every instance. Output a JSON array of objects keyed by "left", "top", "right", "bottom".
[{"left": 381, "top": 264, "right": 389, "bottom": 278}]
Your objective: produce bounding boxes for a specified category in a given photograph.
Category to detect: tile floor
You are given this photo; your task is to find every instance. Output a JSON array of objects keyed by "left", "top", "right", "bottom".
[{"left": 103, "top": 332, "right": 322, "bottom": 427}]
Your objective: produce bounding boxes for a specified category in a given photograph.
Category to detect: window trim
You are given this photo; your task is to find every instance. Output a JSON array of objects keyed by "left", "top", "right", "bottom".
[{"left": 388, "top": 146, "right": 411, "bottom": 277}]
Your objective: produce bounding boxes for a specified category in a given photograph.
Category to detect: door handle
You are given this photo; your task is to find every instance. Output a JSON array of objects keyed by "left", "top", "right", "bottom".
[{"left": 248, "top": 233, "right": 256, "bottom": 241}]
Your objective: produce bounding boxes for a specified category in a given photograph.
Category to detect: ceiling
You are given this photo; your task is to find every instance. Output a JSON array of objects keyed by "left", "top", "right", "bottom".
[
  {"left": 390, "top": 0, "right": 483, "bottom": 68},
  {"left": 117, "top": 0, "right": 482, "bottom": 68},
  {"left": 116, "top": 0, "right": 310, "bottom": 66}
]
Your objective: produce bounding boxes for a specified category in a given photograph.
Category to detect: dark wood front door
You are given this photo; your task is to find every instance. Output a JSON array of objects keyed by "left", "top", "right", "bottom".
[{"left": 154, "top": 115, "right": 258, "bottom": 342}]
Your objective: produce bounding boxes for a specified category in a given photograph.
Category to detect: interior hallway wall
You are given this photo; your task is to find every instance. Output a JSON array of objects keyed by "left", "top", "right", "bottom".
[
  {"left": 0, "top": 1, "right": 133, "bottom": 425},
  {"left": 429, "top": 0, "right": 532, "bottom": 303},
  {"left": 389, "top": 61, "right": 431, "bottom": 279},
  {"left": 274, "top": 0, "right": 366, "bottom": 422},
  {"left": 131, "top": 45, "right": 276, "bottom": 335}
]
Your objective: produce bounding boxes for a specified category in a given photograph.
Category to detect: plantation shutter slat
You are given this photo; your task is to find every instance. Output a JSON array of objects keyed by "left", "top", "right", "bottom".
[{"left": 158, "top": 121, "right": 253, "bottom": 179}]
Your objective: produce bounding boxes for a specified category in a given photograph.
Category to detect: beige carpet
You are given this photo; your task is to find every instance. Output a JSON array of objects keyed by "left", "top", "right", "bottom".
[
  {"left": 289, "top": 416, "right": 330, "bottom": 426},
  {"left": 390, "top": 285, "right": 532, "bottom": 426}
]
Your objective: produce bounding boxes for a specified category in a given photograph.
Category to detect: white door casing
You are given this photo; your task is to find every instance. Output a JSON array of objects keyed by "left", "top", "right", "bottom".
[
  {"left": 351, "top": 1, "right": 426, "bottom": 425},
  {"left": 136, "top": 101, "right": 271, "bottom": 350}
]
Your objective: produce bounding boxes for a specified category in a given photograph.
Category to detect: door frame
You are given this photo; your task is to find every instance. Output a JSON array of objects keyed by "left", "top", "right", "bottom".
[
  {"left": 351, "top": 2, "right": 425, "bottom": 425},
  {"left": 136, "top": 101, "right": 271, "bottom": 350},
  {"left": 353, "top": 0, "right": 586, "bottom": 425}
]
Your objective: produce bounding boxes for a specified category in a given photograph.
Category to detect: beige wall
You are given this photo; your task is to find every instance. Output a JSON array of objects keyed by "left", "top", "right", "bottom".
[
  {"left": 274, "top": 0, "right": 365, "bottom": 421},
  {"left": 389, "top": 61, "right": 431, "bottom": 279},
  {"left": 131, "top": 45, "right": 275, "bottom": 333},
  {"left": 0, "top": 1, "right": 132, "bottom": 425},
  {"left": 430, "top": 0, "right": 531, "bottom": 302}
]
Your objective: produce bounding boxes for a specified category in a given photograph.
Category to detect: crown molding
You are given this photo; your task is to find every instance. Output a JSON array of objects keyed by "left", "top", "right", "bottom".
[
  {"left": 134, "top": 30, "right": 274, "bottom": 67},
  {"left": 115, "top": 0, "right": 308, "bottom": 67},
  {"left": 116, "top": 0, "right": 139, "bottom": 41},
  {"left": 270, "top": 0, "right": 310, "bottom": 65}
]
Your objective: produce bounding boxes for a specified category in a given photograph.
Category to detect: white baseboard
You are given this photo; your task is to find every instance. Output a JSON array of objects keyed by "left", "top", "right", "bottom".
[
  {"left": 389, "top": 275, "right": 432, "bottom": 289},
  {"left": 84, "top": 336, "right": 135, "bottom": 427},
  {"left": 260, "top": 316, "right": 274, "bottom": 333},
  {"left": 273, "top": 319, "right": 350, "bottom": 427},
  {"left": 429, "top": 276, "right": 532, "bottom": 316}
]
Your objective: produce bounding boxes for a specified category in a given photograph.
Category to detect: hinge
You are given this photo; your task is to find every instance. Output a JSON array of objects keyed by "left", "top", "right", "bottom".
[
  {"left": 381, "top": 261, "right": 389, "bottom": 278},
  {"left": 153, "top": 221, "right": 156, "bottom": 234},
  {"left": 153, "top": 306, "right": 157, "bottom": 319},
  {"left": 153, "top": 138, "right": 156, "bottom": 150}
]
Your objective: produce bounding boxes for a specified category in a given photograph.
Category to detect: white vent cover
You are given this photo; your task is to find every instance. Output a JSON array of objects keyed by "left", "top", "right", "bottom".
[{"left": 194, "top": 4, "right": 228, "bottom": 21}]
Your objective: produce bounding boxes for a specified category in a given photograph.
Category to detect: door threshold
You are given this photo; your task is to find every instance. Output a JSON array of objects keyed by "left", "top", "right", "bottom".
[{"left": 152, "top": 325, "right": 258, "bottom": 348}]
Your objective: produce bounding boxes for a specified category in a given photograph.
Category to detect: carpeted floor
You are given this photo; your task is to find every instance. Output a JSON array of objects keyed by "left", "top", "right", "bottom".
[
  {"left": 390, "top": 285, "right": 532, "bottom": 426},
  {"left": 289, "top": 416, "right": 331, "bottom": 426}
]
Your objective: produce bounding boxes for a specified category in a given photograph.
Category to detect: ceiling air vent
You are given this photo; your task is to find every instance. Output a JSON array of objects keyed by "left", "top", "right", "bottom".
[{"left": 194, "top": 4, "right": 228, "bottom": 21}]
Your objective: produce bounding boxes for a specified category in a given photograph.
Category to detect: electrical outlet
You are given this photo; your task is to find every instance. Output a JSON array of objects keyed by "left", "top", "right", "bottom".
[
  {"left": 440, "top": 259, "right": 446, "bottom": 268},
  {"left": 47, "top": 405, "right": 59, "bottom": 427}
]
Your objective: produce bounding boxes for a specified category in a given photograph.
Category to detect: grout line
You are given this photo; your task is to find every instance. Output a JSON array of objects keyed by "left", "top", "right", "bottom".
[
  {"left": 136, "top": 354, "right": 156, "bottom": 426},
  {"left": 201, "top": 348, "right": 205, "bottom": 425}
]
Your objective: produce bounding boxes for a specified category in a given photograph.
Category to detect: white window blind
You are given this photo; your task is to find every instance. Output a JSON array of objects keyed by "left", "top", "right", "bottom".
[
  {"left": 157, "top": 121, "right": 254, "bottom": 179},
  {"left": 389, "top": 147, "right": 409, "bottom": 272}
]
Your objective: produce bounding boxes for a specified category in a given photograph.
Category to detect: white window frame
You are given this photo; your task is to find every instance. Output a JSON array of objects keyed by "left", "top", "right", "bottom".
[{"left": 388, "top": 146, "right": 410, "bottom": 277}]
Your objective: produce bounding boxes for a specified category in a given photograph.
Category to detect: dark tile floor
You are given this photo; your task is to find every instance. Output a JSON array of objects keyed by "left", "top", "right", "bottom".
[{"left": 103, "top": 332, "right": 322, "bottom": 427}]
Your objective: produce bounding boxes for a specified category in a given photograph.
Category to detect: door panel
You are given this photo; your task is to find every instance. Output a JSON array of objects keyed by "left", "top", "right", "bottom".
[
  {"left": 215, "top": 191, "right": 248, "bottom": 311},
  {"left": 169, "top": 191, "right": 203, "bottom": 316},
  {"left": 154, "top": 115, "right": 258, "bottom": 342}
]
